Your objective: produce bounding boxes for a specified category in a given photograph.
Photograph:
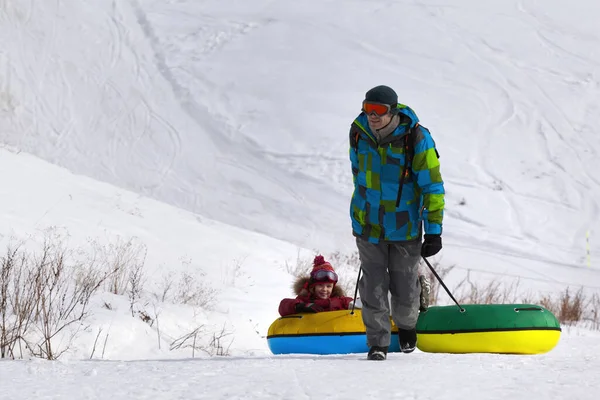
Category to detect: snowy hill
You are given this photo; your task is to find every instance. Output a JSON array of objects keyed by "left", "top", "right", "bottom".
[
  {"left": 2, "top": 0, "right": 600, "bottom": 398},
  {"left": 3, "top": 0, "right": 600, "bottom": 288}
]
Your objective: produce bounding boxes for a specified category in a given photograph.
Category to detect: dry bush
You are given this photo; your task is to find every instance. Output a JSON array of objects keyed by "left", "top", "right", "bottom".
[
  {"left": 173, "top": 272, "right": 218, "bottom": 309},
  {"left": 559, "top": 287, "right": 585, "bottom": 323},
  {"left": 427, "top": 262, "right": 597, "bottom": 329},
  {"left": 0, "top": 234, "right": 110, "bottom": 360},
  {"left": 85, "top": 237, "right": 147, "bottom": 295},
  {"left": 169, "top": 323, "right": 233, "bottom": 357},
  {"left": 539, "top": 287, "right": 585, "bottom": 325},
  {"left": 222, "top": 257, "right": 247, "bottom": 287},
  {"left": 89, "top": 326, "right": 110, "bottom": 360},
  {"left": 0, "top": 245, "right": 36, "bottom": 359},
  {"left": 454, "top": 271, "right": 522, "bottom": 305},
  {"left": 586, "top": 293, "right": 600, "bottom": 330},
  {"left": 29, "top": 237, "right": 109, "bottom": 360},
  {"left": 156, "top": 270, "right": 175, "bottom": 302},
  {"left": 207, "top": 325, "right": 233, "bottom": 356},
  {"left": 0, "top": 231, "right": 151, "bottom": 359},
  {"left": 127, "top": 260, "right": 146, "bottom": 317},
  {"left": 138, "top": 310, "right": 153, "bottom": 325},
  {"left": 1, "top": 230, "right": 229, "bottom": 359},
  {"left": 170, "top": 325, "right": 204, "bottom": 357},
  {"left": 154, "top": 258, "right": 218, "bottom": 309},
  {"left": 326, "top": 250, "right": 361, "bottom": 269},
  {"left": 285, "top": 250, "right": 313, "bottom": 278},
  {"left": 84, "top": 236, "right": 149, "bottom": 316}
]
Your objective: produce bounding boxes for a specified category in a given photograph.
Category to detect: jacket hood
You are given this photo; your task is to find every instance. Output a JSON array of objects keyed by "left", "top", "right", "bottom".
[
  {"left": 395, "top": 104, "right": 420, "bottom": 126},
  {"left": 292, "top": 276, "right": 347, "bottom": 298}
]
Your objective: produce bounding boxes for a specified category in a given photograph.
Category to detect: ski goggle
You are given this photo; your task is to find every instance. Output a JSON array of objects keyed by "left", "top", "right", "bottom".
[
  {"left": 362, "top": 101, "right": 392, "bottom": 116},
  {"left": 310, "top": 269, "right": 338, "bottom": 283}
]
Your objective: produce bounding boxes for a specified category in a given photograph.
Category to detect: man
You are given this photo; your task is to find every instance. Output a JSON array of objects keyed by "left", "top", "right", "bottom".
[{"left": 349, "top": 85, "right": 444, "bottom": 360}]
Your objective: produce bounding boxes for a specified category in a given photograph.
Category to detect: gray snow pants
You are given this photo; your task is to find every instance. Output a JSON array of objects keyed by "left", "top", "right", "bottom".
[{"left": 356, "top": 237, "right": 421, "bottom": 348}]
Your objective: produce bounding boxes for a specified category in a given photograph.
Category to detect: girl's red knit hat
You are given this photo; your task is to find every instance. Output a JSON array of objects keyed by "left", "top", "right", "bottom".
[{"left": 311, "top": 255, "right": 334, "bottom": 273}]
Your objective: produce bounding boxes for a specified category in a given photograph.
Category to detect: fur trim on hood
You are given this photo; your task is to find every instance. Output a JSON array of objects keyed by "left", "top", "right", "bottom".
[{"left": 292, "top": 276, "right": 347, "bottom": 298}]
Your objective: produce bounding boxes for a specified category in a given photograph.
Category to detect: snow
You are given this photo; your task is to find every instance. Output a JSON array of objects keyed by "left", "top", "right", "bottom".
[
  {"left": 2, "top": 328, "right": 600, "bottom": 399},
  {"left": 1, "top": 0, "right": 600, "bottom": 398}
]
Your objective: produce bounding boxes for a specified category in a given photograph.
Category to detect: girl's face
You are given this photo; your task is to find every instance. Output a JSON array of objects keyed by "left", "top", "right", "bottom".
[{"left": 313, "top": 283, "right": 334, "bottom": 299}]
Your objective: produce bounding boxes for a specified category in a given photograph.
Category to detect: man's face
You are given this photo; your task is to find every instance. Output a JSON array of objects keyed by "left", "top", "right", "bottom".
[
  {"left": 363, "top": 101, "right": 394, "bottom": 130},
  {"left": 367, "top": 111, "right": 393, "bottom": 130}
]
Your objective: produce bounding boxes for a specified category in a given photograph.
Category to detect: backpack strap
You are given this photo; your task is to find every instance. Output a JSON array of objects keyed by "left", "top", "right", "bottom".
[
  {"left": 349, "top": 121, "right": 377, "bottom": 153},
  {"left": 349, "top": 124, "right": 361, "bottom": 153},
  {"left": 395, "top": 128, "right": 415, "bottom": 208},
  {"left": 394, "top": 123, "right": 440, "bottom": 208}
]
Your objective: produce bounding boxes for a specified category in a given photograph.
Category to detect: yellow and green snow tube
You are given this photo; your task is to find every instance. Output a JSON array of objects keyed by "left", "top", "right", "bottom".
[{"left": 416, "top": 304, "right": 561, "bottom": 354}]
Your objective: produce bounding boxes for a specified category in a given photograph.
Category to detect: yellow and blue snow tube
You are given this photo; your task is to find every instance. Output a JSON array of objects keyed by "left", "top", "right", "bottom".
[
  {"left": 267, "top": 310, "right": 400, "bottom": 355},
  {"left": 416, "top": 304, "right": 561, "bottom": 354}
]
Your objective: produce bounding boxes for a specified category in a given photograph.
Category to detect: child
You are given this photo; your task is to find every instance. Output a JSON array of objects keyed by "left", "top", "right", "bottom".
[{"left": 279, "top": 255, "right": 353, "bottom": 317}]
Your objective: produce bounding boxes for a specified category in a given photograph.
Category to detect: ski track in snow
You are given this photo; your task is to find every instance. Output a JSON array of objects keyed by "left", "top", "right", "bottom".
[
  {"left": 125, "top": 1, "right": 336, "bottom": 243},
  {"left": 115, "top": 0, "right": 183, "bottom": 193},
  {"left": 1, "top": 0, "right": 186, "bottom": 191},
  {"left": 412, "top": 7, "right": 537, "bottom": 257},
  {"left": 427, "top": 3, "right": 600, "bottom": 277},
  {"left": 517, "top": 3, "right": 600, "bottom": 259}
]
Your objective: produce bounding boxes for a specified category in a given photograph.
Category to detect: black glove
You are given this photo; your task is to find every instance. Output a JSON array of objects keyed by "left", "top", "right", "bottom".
[
  {"left": 295, "top": 303, "right": 324, "bottom": 313},
  {"left": 421, "top": 234, "right": 442, "bottom": 258}
]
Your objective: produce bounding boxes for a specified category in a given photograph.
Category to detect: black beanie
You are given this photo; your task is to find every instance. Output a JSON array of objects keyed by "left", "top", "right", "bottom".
[{"left": 365, "top": 85, "right": 398, "bottom": 107}]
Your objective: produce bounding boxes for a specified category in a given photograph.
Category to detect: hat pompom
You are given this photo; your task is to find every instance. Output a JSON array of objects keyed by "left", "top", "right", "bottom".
[
  {"left": 312, "top": 255, "right": 333, "bottom": 272},
  {"left": 313, "top": 255, "right": 326, "bottom": 267}
]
